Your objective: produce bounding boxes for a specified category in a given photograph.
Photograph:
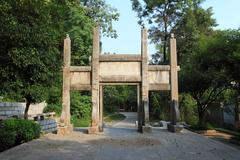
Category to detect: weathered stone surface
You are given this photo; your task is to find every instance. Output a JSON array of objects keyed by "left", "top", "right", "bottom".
[
  {"left": 60, "top": 28, "right": 183, "bottom": 134},
  {"left": 141, "top": 28, "right": 150, "bottom": 128},
  {"left": 167, "top": 123, "right": 183, "bottom": 133},
  {"left": 148, "top": 70, "right": 169, "bottom": 84},
  {"left": 169, "top": 34, "right": 181, "bottom": 132},
  {"left": 99, "top": 54, "right": 142, "bottom": 62},
  {"left": 60, "top": 35, "right": 71, "bottom": 128},
  {"left": 89, "top": 26, "right": 100, "bottom": 134},
  {"left": 99, "top": 85, "right": 103, "bottom": 132},
  {"left": 57, "top": 125, "right": 73, "bottom": 135},
  {"left": 142, "top": 125, "right": 152, "bottom": 133},
  {"left": 99, "top": 75, "right": 141, "bottom": 83},
  {"left": 88, "top": 126, "right": 99, "bottom": 134},
  {"left": 70, "top": 66, "right": 91, "bottom": 72},
  {"left": 149, "top": 84, "right": 170, "bottom": 91},
  {"left": 170, "top": 34, "right": 179, "bottom": 102},
  {"left": 99, "top": 62, "right": 141, "bottom": 77}
]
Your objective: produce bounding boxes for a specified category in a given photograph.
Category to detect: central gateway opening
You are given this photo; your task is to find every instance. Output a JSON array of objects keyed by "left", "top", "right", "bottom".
[
  {"left": 102, "top": 85, "right": 138, "bottom": 130},
  {"left": 99, "top": 84, "right": 139, "bottom": 131}
]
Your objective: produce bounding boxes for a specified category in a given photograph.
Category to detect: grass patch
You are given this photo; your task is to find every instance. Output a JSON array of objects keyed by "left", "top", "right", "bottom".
[
  {"left": 71, "top": 115, "right": 91, "bottom": 127},
  {"left": 104, "top": 113, "right": 126, "bottom": 123},
  {"left": 190, "top": 123, "right": 216, "bottom": 130}
]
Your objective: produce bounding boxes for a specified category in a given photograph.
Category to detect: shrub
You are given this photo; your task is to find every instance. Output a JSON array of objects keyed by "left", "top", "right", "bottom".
[
  {"left": 70, "top": 91, "right": 91, "bottom": 118},
  {"left": 0, "top": 129, "right": 16, "bottom": 152},
  {"left": 71, "top": 115, "right": 90, "bottom": 127},
  {"left": 179, "top": 93, "right": 199, "bottom": 126},
  {"left": 190, "top": 122, "right": 216, "bottom": 130},
  {"left": 44, "top": 103, "right": 62, "bottom": 116},
  {"left": 104, "top": 105, "right": 118, "bottom": 115},
  {"left": 0, "top": 119, "right": 41, "bottom": 152}
]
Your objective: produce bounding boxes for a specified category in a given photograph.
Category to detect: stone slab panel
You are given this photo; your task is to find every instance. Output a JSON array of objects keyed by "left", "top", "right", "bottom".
[{"left": 99, "top": 62, "right": 141, "bottom": 77}]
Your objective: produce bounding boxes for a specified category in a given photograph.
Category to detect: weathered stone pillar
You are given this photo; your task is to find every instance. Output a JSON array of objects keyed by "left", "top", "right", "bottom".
[
  {"left": 141, "top": 28, "right": 151, "bottom": 132},
  {"left": 234, "top": 95, "right": 240, "bottom": 129},
  {"left": 168, "top": 34, "right": 183, "bottom": 132},
  {"left": 137, "top": 84, "right": 143, "bottom": 132},
  {"left": 59, "top": 34, "right": 72, "bottom": 135},
  {"left": 99, "top": 85, "right": 103, "bottom": 132},
  {"left": 88, "top": 26, "right": 100, "bottom": 134}
]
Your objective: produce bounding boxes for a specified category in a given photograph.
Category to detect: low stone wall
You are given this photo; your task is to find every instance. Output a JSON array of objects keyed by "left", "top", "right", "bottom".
[
  {"left": 0, "top": 101, "right": 46, "bottom": 118},
  {"left": 38, "top": 119, "right": 57, "bottom": 133}
]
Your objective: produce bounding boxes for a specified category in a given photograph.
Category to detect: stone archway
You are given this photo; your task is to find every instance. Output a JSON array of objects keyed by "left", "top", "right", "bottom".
[{"left": 59, "top": 27, "right": 182, "bottom": 134}]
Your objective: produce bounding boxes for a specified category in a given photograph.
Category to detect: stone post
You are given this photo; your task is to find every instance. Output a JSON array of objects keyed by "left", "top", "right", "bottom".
[
  {"left": 99, "top": 85, "right": 103, "bottom": 132},
  {"left": 137, "top": 84, "right": 143, "bottom": 132},
  {"left": 88, "top": 26, "right": 100, "bottom": 134},
  {"left": 168, "top": 33, "right": 183, "bottom": 132},
  {"left": 234, "top": 95, "right": 240, "bottom": 129},
  {"left": 59, "top": 34, "right": 72, "bottom": 135},
  {"left": 141, "top": 28, "right": 151, "bottom": 132}
]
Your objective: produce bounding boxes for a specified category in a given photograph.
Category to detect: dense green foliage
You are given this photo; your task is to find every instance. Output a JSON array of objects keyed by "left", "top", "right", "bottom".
[
  {"left": 180, "top": 30, "right": 240, "bottom": 125},
  {"left": 149, "top": 91, "right": 170, "bottom": 121},
  {"left": 0, "top": 0, "right": 93, "bottom": 118},
  {"left": 132, "top": 0, "right": 240, "bottom": 128},
  {"left": 0, "top": 119, "right": 41, "bottom": 152},
  {"left": 69, "top": 91, "right": 91, "bottom": 127},
  {"left": 0, "top": 0, "right": 118, "bottom": 120},
  {"left": 70, "top": 91, "right": 91, "bottom": 120},
  {"left": 103, "top": 86, "right": 137, "bottom": 114}
]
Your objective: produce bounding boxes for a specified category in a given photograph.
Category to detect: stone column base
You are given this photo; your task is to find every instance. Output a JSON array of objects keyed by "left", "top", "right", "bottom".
[
  {"left": 57, "top": 124, "right": 73, "bottom": 135},
  {"left": 99, "top": 126, "right": 104, "bottom": 132},
  {"left": 234, "top": 121, "right": 240, "bottom": 129},
  {"left": 142, "top": 125, "right": 152, "bottom": 133},
  {"left": 88, "top": 126, "right": 99, "bottom": 134},
  {"left": 167, "top": 124, "right": 183, "bottom": 133}
]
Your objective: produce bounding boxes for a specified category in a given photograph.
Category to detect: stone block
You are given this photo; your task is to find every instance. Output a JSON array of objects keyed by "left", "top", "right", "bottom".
[
  {"left": 12, "top": 111, "right": 18, "bottom": 115},
  {"left": 234, "top": 121, "right": 240, "bottom": 129},
  {"left": 6, "top": 111, "right": 12, "bottom": 115},
  {"left": 142, "top": 125, "right": 152, "bottom": 133},
  {"left": 167, "top": 124, "right": 183, "bottom": 133},
  {"left": 0, "top": 111, "right": 5, "bottom": 115},
  {"left": 88, "top": 126, "right": 99, "bottom": 134},
  {"left": 57, "top": 125, "right": 73, "bottom": 135}
]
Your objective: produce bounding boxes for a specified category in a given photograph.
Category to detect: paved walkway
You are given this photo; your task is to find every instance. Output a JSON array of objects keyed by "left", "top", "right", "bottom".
[
  {"left": 112, "top": 112, "right": 137, "bottom": 128},
  {"left": 0, "top": 113, "right": 240, "bottom": 160}
]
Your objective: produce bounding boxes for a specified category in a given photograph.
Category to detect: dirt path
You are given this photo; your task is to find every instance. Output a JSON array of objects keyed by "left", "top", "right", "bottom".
[{"left": 112, "top": 112, "right": 137, "bottom": 128}]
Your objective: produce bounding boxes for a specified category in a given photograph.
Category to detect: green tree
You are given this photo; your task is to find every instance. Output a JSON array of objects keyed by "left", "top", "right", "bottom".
[
  {"left": 132, "top": 0, "right": 198, "bottom": 62},
  {"left": 173, "top": 3, "right": 216, "bottom": 63},
  {"left": 180, "top": 30, "right": 240, "bottom": 126},
  {"left": 0, "top": 0, "right": 93, "bottom": 118},
  {"left": 81, "top": 0, "right": 119, "bottom": 38}
]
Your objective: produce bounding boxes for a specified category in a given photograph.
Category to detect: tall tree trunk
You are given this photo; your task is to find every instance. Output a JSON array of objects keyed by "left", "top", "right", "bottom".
[
  {"left": 197, "top": 101, "right": 206, "bottom": 127},
  {"left": 24, "top": 100, "right": 31, "bottom": 119}
]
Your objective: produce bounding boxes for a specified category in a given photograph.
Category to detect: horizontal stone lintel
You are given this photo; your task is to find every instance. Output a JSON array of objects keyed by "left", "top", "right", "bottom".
[
  {"left": 149, "top": 84, "right": 170, "bottom": 91},
  {"left": 100, "top": 83, "right": 140, "bottom": 86},
  {"left": 100, "top": 75, "right": 141, "bottom": 82},
  {"left": 99, "top": 54, "right": 142, "bottom": 62},
  {"left": 70, "top": 66, "right": 91, "bottom": 72},
  {"left": 148, "top": 65, "right": 180, "bottom": 71},
  {"left": 70, "top": 85, "right": 91, "bottom": 91}
]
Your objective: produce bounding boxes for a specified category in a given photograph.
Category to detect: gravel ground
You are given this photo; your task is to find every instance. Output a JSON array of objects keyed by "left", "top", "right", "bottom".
[{"left": 0, "top": 112, "right": 239, "bottom": 160}]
